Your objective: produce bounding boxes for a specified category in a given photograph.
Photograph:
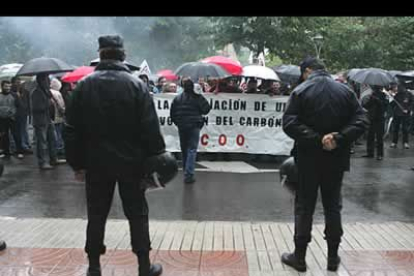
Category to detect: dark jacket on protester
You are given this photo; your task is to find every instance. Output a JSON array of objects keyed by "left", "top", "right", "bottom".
[
  {"left": 10, "top": 91, "right": 23, "bottom": 118},
  {"left": 0, "top": 92, "right": 17, "bottom": 119},
  {"left": 245, "top": 88, "right": 262, "bottom": 94},
  {"left": 361, "top": 88, "right": 389, "bottom": 121},
  {"left": 283, "top": 70, "right": 369, "bottom": 172},
  {"left": 60, "top": 83, "right": 72, "bottom": 108},
  {"left": 20, "top": 81, "right": 36, "bottom": 123},
  {"left": 391, "top": 88, "right": 413, "bottom": 117},
  {"left": 30, "top": 82, "right": 54, "bottom": 126},
  {"left": 170, "top": 90, "right": 211, "bottom": 130},
  {"left": 12, "top": 86, "right": 30, "bottom": 118},
  {"left": 64, "top": 60, "right": 166, "bottom": 172}
]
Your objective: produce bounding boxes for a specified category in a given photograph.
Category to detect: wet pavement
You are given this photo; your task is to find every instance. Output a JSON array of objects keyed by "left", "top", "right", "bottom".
[{"left": 0, "top": 141, "right": 414, "bottom": 223}]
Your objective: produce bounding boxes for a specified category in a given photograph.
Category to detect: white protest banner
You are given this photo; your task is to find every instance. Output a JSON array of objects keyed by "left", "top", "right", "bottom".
[{"left": 154, "top": 93, "right": 294, "bottom": 155}]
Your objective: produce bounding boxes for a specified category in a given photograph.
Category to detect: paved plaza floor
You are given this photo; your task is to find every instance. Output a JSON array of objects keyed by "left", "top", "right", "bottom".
[{"left": 0, "top": 142, "right": 414, "bottom": 275}]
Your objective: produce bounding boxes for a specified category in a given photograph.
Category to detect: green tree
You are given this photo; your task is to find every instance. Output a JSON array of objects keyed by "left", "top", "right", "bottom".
[
  {"left": 208, "top": 17, "right": 281, "bottom": 57},
  {"left": 207, "top": 16, "right": 329, "bottom": 65},
  {"left": 210, "top": 16, "right": 414, "bottom": 72}
]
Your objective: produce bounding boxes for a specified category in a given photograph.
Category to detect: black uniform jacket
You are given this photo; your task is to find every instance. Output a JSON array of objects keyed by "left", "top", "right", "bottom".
[{"left": 283, "top": 70, "right": 369, "bottom": 172}]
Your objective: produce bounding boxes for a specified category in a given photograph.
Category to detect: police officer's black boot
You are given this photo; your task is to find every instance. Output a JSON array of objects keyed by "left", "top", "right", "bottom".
[
  {"left": 137, "top": 251, "right": 163, "bottom": 276},
  {"left": 281, "top": 245, "right": 307, "bottom": 272},
  {"left": 86, "top": 255, "right": 101, "bottom": 276},
  {"left": 327, "top": 242, "right": 341, "bottom": 271}
]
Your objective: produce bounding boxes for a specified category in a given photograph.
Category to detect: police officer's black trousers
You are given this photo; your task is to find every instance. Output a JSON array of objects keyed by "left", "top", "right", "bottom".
[
  {"left": 84, "top": 171, "right": 150, "bottom": 259},
  {"left": 367, "top": 119, "right": 384, "bottom": 157},
  {"left": 392, "top": 116, "right": 410, "bottom": 144},
  {"left": 294, "top": 160, "right": 344, "bottom": 249}
]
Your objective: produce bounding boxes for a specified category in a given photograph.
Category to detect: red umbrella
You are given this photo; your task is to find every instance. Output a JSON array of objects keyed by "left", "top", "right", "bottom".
[
  {"left": 157, "top": 69, "right": 178, "bottom": 81},
  {"left": 61, "top": 66, "right": 95, "bottom": 83},
  {"left": 201, "top": 56, "right": 243, "bottom": 75}
]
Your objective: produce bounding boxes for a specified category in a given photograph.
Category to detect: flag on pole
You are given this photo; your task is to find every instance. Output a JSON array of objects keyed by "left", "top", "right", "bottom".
[
  {"left": 257, "top": 52, "right": 266, "bottom": 67},
  {"left": 139, "top": 60, "right": 151, "bottom": 76}
]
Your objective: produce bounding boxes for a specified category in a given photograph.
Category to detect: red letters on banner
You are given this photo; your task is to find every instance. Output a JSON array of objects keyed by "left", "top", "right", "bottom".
[
  {"left": 236, "top": 134, "right": 245, "bottom": 146},
  {"left": 201, "top": 134, "right": 209, "bottom": 146},
  {"left": 218, "top": 135, "right": 227, "bottom": 146},
  {"left": 200, "top": 134, "right": 245, "bottom": 147}
]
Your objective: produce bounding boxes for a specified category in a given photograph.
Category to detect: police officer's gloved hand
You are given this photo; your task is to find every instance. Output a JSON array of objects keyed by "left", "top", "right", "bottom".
[{"left": 333, "top": 133, "right": 345, "bottom": 148}]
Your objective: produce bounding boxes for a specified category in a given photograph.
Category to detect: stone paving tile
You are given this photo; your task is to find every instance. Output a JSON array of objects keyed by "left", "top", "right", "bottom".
[
  {"left": 0, "top": 266, "right": 56, "bottom": 276},
  {"left": 0, "top": 248, "right": 70, "bottom": 267},
  {"left": 55, "top": 248, "right": 115, "bottom": 268},
  {"left": 1, "top": 218, "right": 414, "bottom": 275},
  {"left": 105, "top": 249, "right": 157, "bottom": 268},
  {"left": 0, "top": 248, "right": 414, "bottom": 276},
  {"left": 200, "top": 271, "right": 249, "bottom": 276},
  {"left": 153, "top": 250, "right": 201, "bottom": 271},
  {"left": 341, "top": 250, "right": 393, "bottom": 271},
  {"left": 379, "top": 250, "right": 414, "bottom": 270},
  {"left": 48, "top": 265, "right": 88, "bottom": 276},
  {"left": 200, "top": 251, "right": 248, "bottom": 272}
]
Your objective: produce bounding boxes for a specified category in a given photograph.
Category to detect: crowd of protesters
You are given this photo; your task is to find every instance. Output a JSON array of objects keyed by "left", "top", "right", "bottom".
[
  {"left": 0, "top": 76, "right": 67, "bottom": 169},
  {"left": 1, "top": 63, "right": 413, "bottom": 170},
  {"left": 138, "top": 74, "right": 289, "bottom": 96}
]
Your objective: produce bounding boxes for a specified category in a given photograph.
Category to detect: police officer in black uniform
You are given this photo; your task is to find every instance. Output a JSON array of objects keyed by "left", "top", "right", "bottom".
[
  {"left": 281, "top": 57, "right": 368, "bottom": 272},
  {"left": 64, "top": 35, "right": 165, "bottom": 276}
]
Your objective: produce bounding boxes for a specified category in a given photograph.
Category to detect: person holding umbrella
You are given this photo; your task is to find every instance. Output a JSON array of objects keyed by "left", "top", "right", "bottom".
[
  {"left": 281, "top": 57, "right": 368, "bottom": 272},
  {"left": 170, "top": 77, "right": 211, "bottom": 184},
  {"left": 244, "top": 78, "right": 261, "bottom": 94},
  {"left": 361, "top": 85, "right": 389, "bottom": 160},
  {"left": 14, "top": 57, "right": 74, "bottom": 166},
  {"left": 30, "top": 74, "right": 66, "bottom": 169}
]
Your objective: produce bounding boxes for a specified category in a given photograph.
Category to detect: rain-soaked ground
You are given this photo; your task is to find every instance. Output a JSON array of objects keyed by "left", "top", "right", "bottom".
[{"left": 0, "top": 141, "right": 413, "bottom": 223}]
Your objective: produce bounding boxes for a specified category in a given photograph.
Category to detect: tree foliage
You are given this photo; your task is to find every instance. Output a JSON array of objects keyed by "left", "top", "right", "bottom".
[
  {"left": 208, "top": 16, "right": 414, "bottom": 72},
  {"left": 1, "top": 17, "right": 413, "bottom": 73}
]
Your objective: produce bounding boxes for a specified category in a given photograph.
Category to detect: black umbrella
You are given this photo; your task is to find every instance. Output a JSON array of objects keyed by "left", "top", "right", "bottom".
[
  {"left": 175, "top": 62, "right": 230, "bottom": 81},
  {"left": 395, "top": 70, "right": 414, "bottom": 82},
  {"left": 16, "top": 57, "right": 75, "bottom": 76},
  {"left": 389, "top": 70, "right": 403, "bottom": 77},
  {"left": 351, "top": 68, "right": 395, "bottom": 87},
  {"left": 90, "top": 58, "right": 140, "bottom": 71},
  {"left": 347, "top": 68, "right": 362, "bottom": 80},
  {"left": 272, "top": 65, "right": 300, "bottom": 84},
  {"left": 51, "top": 71, "right": 71, "bottom": 79}
]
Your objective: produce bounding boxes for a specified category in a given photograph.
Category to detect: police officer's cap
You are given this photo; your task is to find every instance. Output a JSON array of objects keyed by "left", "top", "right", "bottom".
[
  {"left": 98, "top": 35, "right": 124, "bottom": 50},
  {"left": 298, "top": 57, "right": 325, "bottom": 83}
]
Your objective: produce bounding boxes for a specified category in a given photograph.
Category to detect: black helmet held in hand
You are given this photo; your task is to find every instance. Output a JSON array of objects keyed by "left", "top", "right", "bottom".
[
  {"left": 141, "top": 152, "right": 178, "bottom": 190},
  {"left": 279, "top": 157, "right": 298, "bottom": 194}
]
